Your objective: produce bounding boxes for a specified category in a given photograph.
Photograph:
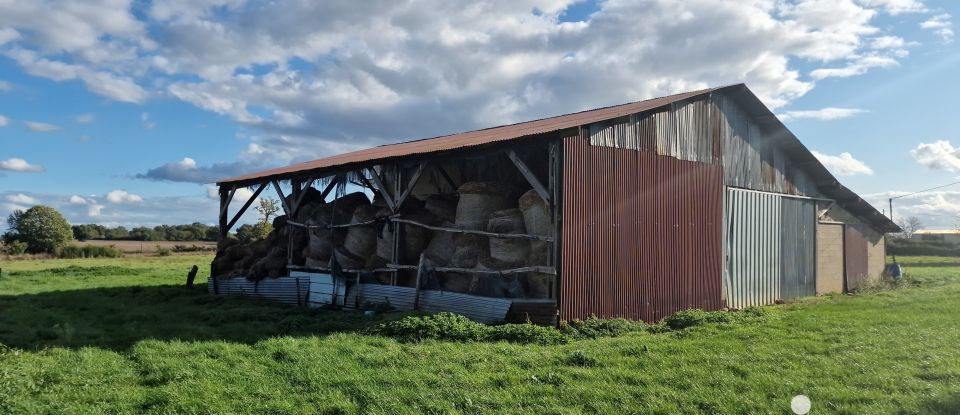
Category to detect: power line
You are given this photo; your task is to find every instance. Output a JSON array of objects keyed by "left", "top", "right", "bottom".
[
  {"left": 891, "top": 180, "right": 960, "bottom": 200},
  {"left": 889, "top": 180, "right": 960, "bottom": 223}
]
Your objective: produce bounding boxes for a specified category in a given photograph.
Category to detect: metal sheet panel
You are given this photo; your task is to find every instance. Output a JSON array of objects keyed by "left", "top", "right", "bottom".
[
  {"left": 845, "top": 225, "right": 870, "bottom": 291},
  {"left": 724, "top": 188, "right": 782, "bottom": 309},
  {"left": 779, "top": 198, "right": 817, "bottom": 299},
  {"left": 560, "top": 133, "right": 724, "bottom": 322}
]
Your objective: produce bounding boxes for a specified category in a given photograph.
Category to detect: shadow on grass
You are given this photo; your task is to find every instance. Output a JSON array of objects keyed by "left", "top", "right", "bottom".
[
  {"left": 0, "top": 284, "right": 387, "bottom": 351},
  {"left": 917, "top": 393, "right": 960, "bottom": 414}
]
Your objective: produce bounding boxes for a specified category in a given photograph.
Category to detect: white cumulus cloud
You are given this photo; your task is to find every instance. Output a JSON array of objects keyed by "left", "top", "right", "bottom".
[
  {"left": 0, "top": 158, "right": 45, "bottom": 172},
  {"left": 5, "top": 193, "right": 36, "bottom": 205},
  {"left": 921, "top": 13, "right": 954, "bottom": 43},
  {"left": 105, "top": 190, "right": 143, "bottom": 204},
  {"left": 73, "top": 113, "right": 95, "bottom": 124},
  {"left": 911, "top": 140, "right": 960, "bottom": 172},
  {"left": 69, "top": 195, "right": 89, "bottom": 204},
  {"left": 0, "top": 115, "right": 8, "bottom": 126},
  {"left": 812, "top": 150, "right": 875, "bottom": 176}
]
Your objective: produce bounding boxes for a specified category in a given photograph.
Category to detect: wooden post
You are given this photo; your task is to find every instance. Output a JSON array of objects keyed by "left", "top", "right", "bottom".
[
  {"left": 391, "top": 164, "right": 403, "bottom": 285},
  {"left": 413, "top": 253, "right": 426, "bottom": 310},
  {"left": 186, "top": 265, "right": 199, "bottom": 288},
  {"left": 218, "top": 187, "right": 231, "bottom": 239},
  {"left": 549, "top": 139, "right": 562, "bottom": 301},
  {"left": 395, "top": 162, "right": 427, "bottom": 208}
]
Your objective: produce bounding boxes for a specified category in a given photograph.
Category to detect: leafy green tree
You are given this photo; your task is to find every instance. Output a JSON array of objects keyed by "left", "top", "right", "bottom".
[
  {"left": 235, "top": 224, "right": 258, "bottom": 243},
  {"left": 6, "top": 206, "right": 73, "bottom": 253},
  {"left": 256, "top": 198, "right": 281, "bottom": 223}
]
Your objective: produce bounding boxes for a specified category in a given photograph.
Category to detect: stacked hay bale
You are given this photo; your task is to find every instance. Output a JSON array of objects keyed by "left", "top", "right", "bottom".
[
  {"left": 518, "top": 190, "right": 553, "bottom": 298},
  {"left": 210, "top": 176, "right": 554, "bottom": 299}
]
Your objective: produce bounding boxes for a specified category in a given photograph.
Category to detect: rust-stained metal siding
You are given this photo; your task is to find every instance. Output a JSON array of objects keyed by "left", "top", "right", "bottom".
[
  {"left": 845, "top": 225, "right": 870, "bottom": 291},
  {"left": 560, "top": 133, "right": 724, "bottom": 322}
]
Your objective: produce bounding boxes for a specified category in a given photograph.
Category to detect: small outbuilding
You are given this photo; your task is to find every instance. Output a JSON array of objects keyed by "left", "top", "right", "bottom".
[{"left": 212, "top": 84, "right": 899, "bottom": 324}]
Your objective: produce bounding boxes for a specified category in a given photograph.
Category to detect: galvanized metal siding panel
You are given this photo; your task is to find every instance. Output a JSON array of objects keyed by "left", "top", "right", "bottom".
[
  {"left": 561, "top": 134, "right": 724, "bottom": 322},
  {"left": 779, "top": 198, "right": 817, "bottom": 299},
  {"left": 724, "top": 189, "right": 782, "bottom": 309},
  {"left": 587, "top": 98, "right": 715, "bottom": 164},
  {"left": 207, "top": 276, "right": 310, "bottom": 305},
  {"left": 845, "top": 225, "right": 870, "bottom": 291},
  {"left": 717, "top": 95, "right": 819, "bottom": 197}
]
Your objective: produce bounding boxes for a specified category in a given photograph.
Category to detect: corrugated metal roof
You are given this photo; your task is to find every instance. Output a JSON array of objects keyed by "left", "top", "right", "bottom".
[
  {"left": 217, "top": 87, "right": 721, "bottom": 185},
  {"left": 216, "top": 83, "right": 899, "bottom": 233}
]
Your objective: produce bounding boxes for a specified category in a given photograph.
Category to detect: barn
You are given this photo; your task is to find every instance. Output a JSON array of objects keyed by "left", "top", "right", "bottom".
[{"left": 212, "top": 83, "right": 899, "bottom": 324}]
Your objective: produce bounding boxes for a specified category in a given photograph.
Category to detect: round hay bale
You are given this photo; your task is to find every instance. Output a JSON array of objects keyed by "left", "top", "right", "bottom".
[
  {"left": 423, "top": 222, "right": 456, "bottom": 265},
  {"left": 330, "top": 192, "right": 370, "bottom": 223},
  {"left": 450, "top": 234, "right": 485, "bottom": 268},
  {"left": 424, "top": 195, "right": 458, "bottom": 223},
  {"left": 374, "top": 207, "right": 394, "bottom": 260},
  {"left": 304, "top": 256, "right": 328, "bottom": 269},
  {"left": 455, "top": 182, "right": 513, "bottom": 230},
  {"left": 441, "top": 272, "right": 474, "bottom": 293},
  {"left": 486, "top": 208, "right": 529, "bottom": 266},
  {"left": 334, "top": 247, "right": 366, "bottom": 269},
  {"left": 526, "top": 273, "right": 552, "bottom": 298},
  {"left": 342, "top": 203, "right": 377, "bottom": 260},
  {"left": 518, "top": 189, "right": 550, "bottom": 236}
]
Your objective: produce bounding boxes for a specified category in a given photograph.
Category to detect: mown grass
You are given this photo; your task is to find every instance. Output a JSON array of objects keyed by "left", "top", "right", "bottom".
[{"left": 1, "top": 255, "right": 959, "bottom": 414}]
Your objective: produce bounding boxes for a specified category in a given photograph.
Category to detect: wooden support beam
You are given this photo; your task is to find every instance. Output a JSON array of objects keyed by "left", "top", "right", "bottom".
[
  {"left": 365, "top": 167, "right": 396, "bottom": 211},
  {"left": 271, "top": 180, "right": 293, "bottom": 216},
  {"left": 219, "top": 187, "right": 236, "bottom": 220},
  {"left": 291, "top": 175, "right": 326, "bottom": 215},
  {"left": 218, "top": 187, "right": 231, "bottom": 239},
  {"left": 396, "top": 162, "right": 427, "bottom": 208},
  {"left": 226, "top": 182, "right": 268, "bottom": 232},
  {"left": 413, "top": 253, "right": 426, "bottom": 310},
  {"left": 507, "top": 150, "right": 550, "bottom": 204},
  {"left": 319, "top": 176, "right": 339, "bottom": 200},
  {"left": 434, "top": 165, "right": 458, "bottom": 192}
]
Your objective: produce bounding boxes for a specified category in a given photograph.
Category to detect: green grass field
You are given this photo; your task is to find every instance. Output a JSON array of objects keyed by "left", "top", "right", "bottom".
[{"left": 1, "top": 255, "right": 958, "bottom": 414}]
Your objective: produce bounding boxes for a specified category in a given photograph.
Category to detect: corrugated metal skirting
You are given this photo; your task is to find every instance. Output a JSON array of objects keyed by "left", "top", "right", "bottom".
[
  {"left": 207, "top": 276, "right": 310, "bottom": 305},
  {"left": 561, "top": 134, "right": 724, "bottom": 322},
  {"left": 724, "top": 188, "right": 816, "bottom": 309}
]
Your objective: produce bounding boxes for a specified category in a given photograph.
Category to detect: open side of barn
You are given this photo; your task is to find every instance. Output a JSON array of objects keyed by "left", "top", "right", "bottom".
[{"left": 212, "top": 83, "right": 899, "bottom": 324}]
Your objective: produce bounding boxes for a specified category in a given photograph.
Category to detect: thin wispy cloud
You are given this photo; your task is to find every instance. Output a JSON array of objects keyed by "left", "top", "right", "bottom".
[
  {"left": 779, "top": 107, "right": 867, "bottom": 122},
  {"left": 24, "top": 120, "right": 61, "bottom": 132},
  {"left": 74, "top": 113, "right": 95, "bottom": 124}
]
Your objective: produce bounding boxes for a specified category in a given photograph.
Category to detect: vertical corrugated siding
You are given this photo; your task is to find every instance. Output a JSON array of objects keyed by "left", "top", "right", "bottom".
[
  {"left": 779, "top": 198, "right": 817, "bottom": 299},
  {"left": 717, "top": 95, "right": 820, "bottom": 196},
  {"left": 724, "top": 188, "right": 817, "bottom": 308},
  {"left": 845, "top": 225, "right": 869, "bottom": 291},
  {"left": 587, "top": 97, "right": 716, "bottom": 164},
  {"left": 560, "top": 133, "right": 723, "bottom": 322},
  {"left": 724, "top": 188, "right": 781, "bottom": 309}
]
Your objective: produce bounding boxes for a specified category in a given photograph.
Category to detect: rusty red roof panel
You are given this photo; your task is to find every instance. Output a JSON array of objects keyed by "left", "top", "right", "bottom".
[{"left": 217, "top": 86, "right": 722, "bottom": 185}]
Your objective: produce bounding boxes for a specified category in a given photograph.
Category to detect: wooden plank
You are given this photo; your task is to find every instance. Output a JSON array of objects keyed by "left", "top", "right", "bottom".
[
  {"left": 396, "top": 162, "right": 427, "bottom": 208},
  {"left": 507, "top": 150, "right": 550, "bottom": 204},
  {"left": 434, "top": 165, "right": 458, "bottom": 191},
  {"left": 413, "top": 253, "right": 425, "bottom": 310},
  {"left": 226, "top": 183, "right": 268, "bottom": 232},
  {"left": 271, "top": 180, "right": 293, "bottom": 216},
  {"left": 365, "top": 167, "right": 396, "bottom": 211}
]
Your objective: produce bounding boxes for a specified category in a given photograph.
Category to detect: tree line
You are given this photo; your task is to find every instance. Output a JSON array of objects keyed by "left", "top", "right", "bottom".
[{"left": 71, "top": 223, "right": 221, "bottom": 242}]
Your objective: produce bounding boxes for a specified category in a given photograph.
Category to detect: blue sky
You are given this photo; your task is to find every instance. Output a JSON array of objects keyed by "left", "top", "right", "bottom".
[{"left": 0, "top": 0, "right": 958, "bottom": 229}]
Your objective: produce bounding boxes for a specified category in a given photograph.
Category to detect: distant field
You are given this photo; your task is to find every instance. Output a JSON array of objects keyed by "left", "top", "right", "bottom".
[
  {"left": 0, "top": 255, "right": 959, "bottom": 413},
  {"left": 71, "top": 239, "right": 217, "bottom": 253}
]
